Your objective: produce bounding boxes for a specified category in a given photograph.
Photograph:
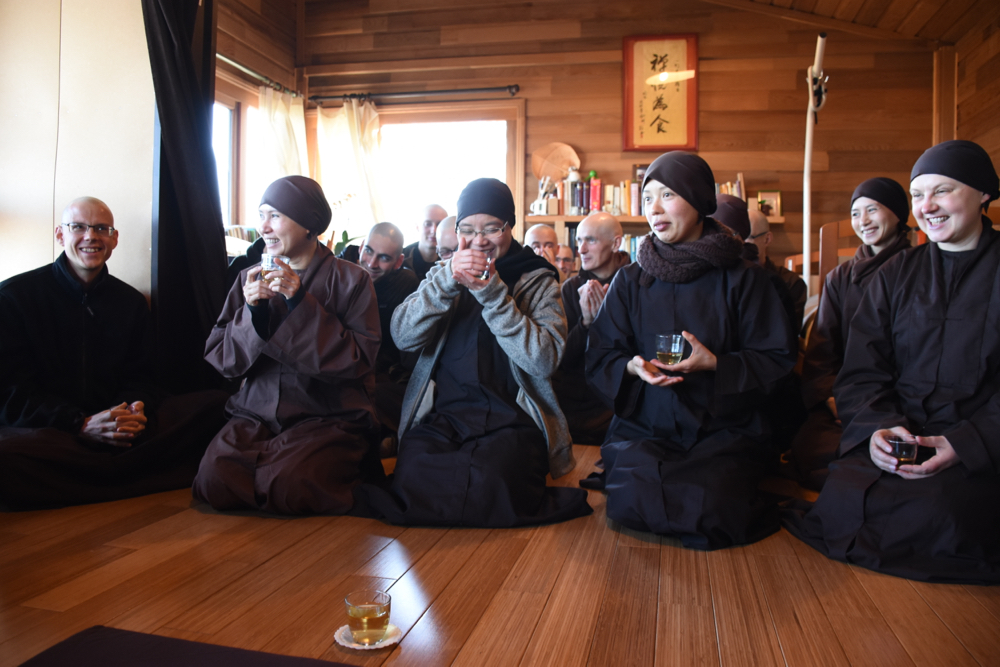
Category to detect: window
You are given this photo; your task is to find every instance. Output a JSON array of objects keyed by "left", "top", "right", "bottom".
[
  {"left": 377, "top": 99, "right": 526, "bottom": 239},
  {"left": 377, "top": 120, "right": 508, "bottom": 233}
]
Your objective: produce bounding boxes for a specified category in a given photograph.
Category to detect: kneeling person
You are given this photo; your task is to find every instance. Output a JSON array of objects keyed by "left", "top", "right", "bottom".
[
  {"left": 193, "top": 176, "right": 383, "bottom": 515},
  {"left": 360, "top": 178, "right": 592, "bottom": 526},
  {"left": 0, "top": 197, "right": 227, "bottom": 509},
  {"left": 587, "top": 152, "right": 796, "bottom": 550},
  {"left": 784, "top": 140, "right": 1000, "bottom": 583}
]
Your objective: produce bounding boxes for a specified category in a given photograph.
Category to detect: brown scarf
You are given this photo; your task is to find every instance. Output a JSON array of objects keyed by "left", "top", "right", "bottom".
[
  {"left": 850, "top": 231, "right": 911, "bottom": 285},
  {"left": 637, "top": 218, "right": 744, "bottom": 285}
]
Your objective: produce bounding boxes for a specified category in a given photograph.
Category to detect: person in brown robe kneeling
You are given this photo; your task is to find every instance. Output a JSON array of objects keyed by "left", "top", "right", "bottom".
[
  {"left": 790, "top": 177, "right": 912, "bottom": 490},
  {"left": 193, "top": 176, "right": 383, "bottom": 515},
  {"left": 784, "top": 140, "right": 1000, "bottom": 583}
]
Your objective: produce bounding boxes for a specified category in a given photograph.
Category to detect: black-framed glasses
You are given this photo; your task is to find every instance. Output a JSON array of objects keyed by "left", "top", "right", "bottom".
[
  {"left": 456, "top": 222, "right": 507, "bottom": 240},
  {"left": 748, "top": 231, "right": 768, "bottom": 240},
  {"left": 62, "top": 222, "right": 116, "bottom": 237},
  {"left": 438, "top": 246, "right": 457, "bottom": 259}
]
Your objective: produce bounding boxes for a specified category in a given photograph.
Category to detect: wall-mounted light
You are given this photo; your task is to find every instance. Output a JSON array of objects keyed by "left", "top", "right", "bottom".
[{"left": 644, "top": 70, "right": 696, "bottom": 86}]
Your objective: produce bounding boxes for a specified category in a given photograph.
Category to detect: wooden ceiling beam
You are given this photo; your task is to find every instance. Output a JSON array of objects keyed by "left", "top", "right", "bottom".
[
  {"left": 698, "top": 0, "right": 946, "bottom": 46},
  {"left": 302, "top": 50, "right": 622, "bottom": 77}
]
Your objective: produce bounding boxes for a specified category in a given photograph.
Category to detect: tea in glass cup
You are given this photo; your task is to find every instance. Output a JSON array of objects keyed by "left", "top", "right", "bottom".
[
  {"left": 887, "top": 436, "right": 917, "bottom": 464},
  {"left": 656, "top": 334, "right": 684, "bottom": 365},
  {"left": 344, "top": 590, "right": 391, "bottom": 646},
  {"left": 260, "top": 254, "right": 289, "bottom": 281}
]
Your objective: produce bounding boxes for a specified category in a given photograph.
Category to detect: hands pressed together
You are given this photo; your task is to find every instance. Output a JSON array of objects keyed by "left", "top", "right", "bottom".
[
  {"left": 244, "top": 257, "right": 302, "bottom": 306},
  {"left": 626, "top": 331, "right": 717, "bottom": 387},
  {"left": 578, "top": 280, "right": 608, "bottom": 327},
  {"left": 869, "top": 427, "right": 959, "bottom": 479},
  {"left": 80, "top": 401, "right": 146, "bottom": 447}
]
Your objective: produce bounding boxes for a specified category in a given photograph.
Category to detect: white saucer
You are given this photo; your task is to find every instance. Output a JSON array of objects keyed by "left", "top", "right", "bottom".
[{"left": 333, "top": 623, "right": 401, "bottom": 650}]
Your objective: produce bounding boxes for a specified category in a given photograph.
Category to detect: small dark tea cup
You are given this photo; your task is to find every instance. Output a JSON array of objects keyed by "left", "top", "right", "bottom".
[{"left": 887, "top": 436, "right": 917, "bottom": 464}]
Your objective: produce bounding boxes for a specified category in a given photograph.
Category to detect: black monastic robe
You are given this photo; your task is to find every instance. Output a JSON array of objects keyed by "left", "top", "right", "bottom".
[
  {"left": 0, "top": 254, "right": 227, "bottom": 509},
  {"left": 587, "top": 260, "right": 797, "bottom": 550},
  {"left": 372, "top": 268, "right": 420, "bottom": 448},
  {"left": 402, "top": 241, "right": 435, "bottom": 281},
  {"left": 784, "top": 220, "right": 1000, "bottom": 583},
  {"left": 791, "top": 233, "right": 911, "bottom": 489},
  {"left": 193, "top": 244, "right": 383, "bottom": 514},
  {"left": 553, "top": 252, "right": 630, "bottom": 445}
]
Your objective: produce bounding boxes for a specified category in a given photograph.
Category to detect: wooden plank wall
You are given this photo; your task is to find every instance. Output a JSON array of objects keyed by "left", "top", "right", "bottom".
[
  {"left": 225, "top": 0, "right": 938, "bottom": 261},
  {"left": 956, "top": 10, "right": 1000, "bottom": 169},
  {"left": 217, "top": 0, "right": 298, "bottom": 90}
]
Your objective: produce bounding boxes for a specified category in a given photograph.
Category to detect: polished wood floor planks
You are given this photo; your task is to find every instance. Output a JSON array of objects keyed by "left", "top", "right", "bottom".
[{"left": 3, "top": 445, "right": 1000, "bottom": 667}]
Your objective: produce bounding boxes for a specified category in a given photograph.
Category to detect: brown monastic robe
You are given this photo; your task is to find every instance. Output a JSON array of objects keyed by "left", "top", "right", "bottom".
[{"left": 193, "top": 243, "right": 383, "bottom": 514}]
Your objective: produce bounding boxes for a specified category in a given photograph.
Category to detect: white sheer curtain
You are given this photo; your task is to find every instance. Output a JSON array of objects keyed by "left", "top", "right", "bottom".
[
  {"left": 258, "top": 86, "right": 309, "bottom": 177},
  {"left": 238, "top": 87, "right": 310, "bottom": 228},
  {"left": 315, "top": 99, "right": 384, "bottom": 243}
]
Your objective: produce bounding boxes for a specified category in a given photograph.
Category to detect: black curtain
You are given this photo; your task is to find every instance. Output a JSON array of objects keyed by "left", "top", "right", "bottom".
[{"left": 142, "top": 0, "right": 229, "bottom": 392}]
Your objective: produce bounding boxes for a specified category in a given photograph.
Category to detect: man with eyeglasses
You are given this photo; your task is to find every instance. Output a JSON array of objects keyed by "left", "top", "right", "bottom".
[
  {"left": 554, "top": 244, "right": 577, "bottom": 281},
  {"left": 553, "top": 211, "right": 629, "bottom": 446},
  {"left": 402, "top": 204, "right": 448, "bottom": 281},
  {"left": 747, "top": 208, "right": 807, "bottom": 330},
  {"left": 355, "top": 178, "right": 592, "bottom": 527},
  {"left": 356, "top": 222, "right": 419, "bottom": 456},
  {"left": 523, "top": 223, "right": 560, "bottom": 276},
  {"left": 434, "top": 215, "right": 458, "bottom": 264},
  {"left": 0, "top": 197, "right": 227, "bottom": 509}
]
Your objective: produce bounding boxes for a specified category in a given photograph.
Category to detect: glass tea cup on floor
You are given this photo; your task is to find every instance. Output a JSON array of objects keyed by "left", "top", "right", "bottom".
[
  {"left": 344, "top": 590, "right": 391, "bottom": 646},
  {"left": 260, "top": 254, "right": 290, "bottom": 282},
  {"left": 886, "top": 435, "right": 918, "bottom": 464},
  {"left": 656, "top": 334, "right": 684, "bottom": 366}
]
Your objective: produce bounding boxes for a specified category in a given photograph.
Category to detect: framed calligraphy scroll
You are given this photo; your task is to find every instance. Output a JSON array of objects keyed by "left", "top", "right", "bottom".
[{"left": 623, "top": 35, "right": 698, "bottom": 152}]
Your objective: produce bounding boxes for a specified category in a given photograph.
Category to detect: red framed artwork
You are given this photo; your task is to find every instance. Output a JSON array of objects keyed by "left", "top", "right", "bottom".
[{"left": 623, "top": 34, "right": 699, "bottom": 152}]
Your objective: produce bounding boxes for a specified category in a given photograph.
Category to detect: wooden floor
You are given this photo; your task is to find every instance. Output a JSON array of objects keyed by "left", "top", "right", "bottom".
[{"left": 2, "top": 445, "right": 1000, "bottom": 667}]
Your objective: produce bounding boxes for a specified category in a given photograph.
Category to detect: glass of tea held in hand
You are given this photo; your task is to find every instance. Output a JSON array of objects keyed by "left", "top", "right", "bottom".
[
  {"left": 887, "top": 436, "right": 918, "bottom": 464},
  {"left": 260, "top": 254, "right": 289, "bottom": 282},
  {"left": 656, "top": 334, "right": 684, "bottom": 365},
  {"left": 344, "top": 590, "right": 391, "bottom": 646}
]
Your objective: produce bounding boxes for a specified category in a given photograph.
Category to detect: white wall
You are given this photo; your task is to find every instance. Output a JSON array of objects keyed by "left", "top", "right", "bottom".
[{"left": 0, "top": 0, "right": 155, "bottom": 294}]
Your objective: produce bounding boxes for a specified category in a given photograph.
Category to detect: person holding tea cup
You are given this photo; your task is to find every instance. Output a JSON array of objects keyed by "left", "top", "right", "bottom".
[
  {"left": 356, "top": 178, "right": 592, "bottom": 527},
  {"left": 584, "top": 152, "right": 797, "bottom": 550},
  {"left": 194, "top": 176, "right": 384, "bottom": 515},
  {"left": 784, "top": 140, "right": 1000, "bottom": 584}
]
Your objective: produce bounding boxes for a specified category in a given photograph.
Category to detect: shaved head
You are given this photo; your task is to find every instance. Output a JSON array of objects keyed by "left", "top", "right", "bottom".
[
  {"left": 578, "top": 211, "right": 622, "bottom": 241},
  {"left": 368, "top": 221, "right": 405, "bottom": 257},
  {"left": 577, "top": 212, "right": 623, "bottom": 280},
  {"left": 524, "top": 224, "right": 559, "bottom": 253},
  {"left": 436, "top": 215, "right": 459, "bottom": 260},
  {"left": 56, "top": 196, "right": 118, "bottom": 285},
  {"left": 62, "top": 196, "right": 113, "bottom": 225},
  {"left": 360, "top": 222, "right": 405, "bottom": 281}
]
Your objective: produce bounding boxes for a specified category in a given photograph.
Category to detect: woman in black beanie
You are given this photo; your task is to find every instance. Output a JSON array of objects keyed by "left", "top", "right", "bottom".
[
  {"left": 584, "top": 152, "right": 797, "bottom": 550},
  {"left": 791, "top": 177, "right": 912, "bottom": 491},
  {"left": 194, "top": 176, "right": 385, "bottom": 515},
  {"left": 784, "top": 140, "right": 1000, "bottom": 583}
]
